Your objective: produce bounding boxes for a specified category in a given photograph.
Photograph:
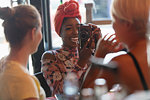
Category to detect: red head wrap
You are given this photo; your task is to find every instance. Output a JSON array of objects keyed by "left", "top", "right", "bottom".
[{"left": 54, "top": 0, "right": 81, "bottom": 36}]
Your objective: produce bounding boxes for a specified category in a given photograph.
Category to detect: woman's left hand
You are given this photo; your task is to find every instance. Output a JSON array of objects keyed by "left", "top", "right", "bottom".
[{"left": 95, "top": 34, "right": 125, "bottom": 58}]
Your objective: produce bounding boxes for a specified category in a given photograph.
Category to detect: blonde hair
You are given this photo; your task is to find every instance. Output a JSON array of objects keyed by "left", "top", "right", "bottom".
[{"left": 111, "top": 0, "right": 150, "bottom": 35}]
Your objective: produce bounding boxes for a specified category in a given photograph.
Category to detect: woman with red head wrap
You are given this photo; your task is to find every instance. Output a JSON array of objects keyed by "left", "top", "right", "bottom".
[
  {"left": 41, "top": 0, "right": 101, "bottom": 96},
  {"left": 54, "top": 0, "right": 81, "bottom": 36}
]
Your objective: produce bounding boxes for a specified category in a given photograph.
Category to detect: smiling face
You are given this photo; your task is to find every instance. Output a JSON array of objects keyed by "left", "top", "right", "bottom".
[{"left": 60, "top": 17, "right": 80, "bottom": 48}]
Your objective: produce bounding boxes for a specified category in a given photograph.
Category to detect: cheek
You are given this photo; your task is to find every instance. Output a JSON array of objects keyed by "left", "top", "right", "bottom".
[
  {"left": 39, "top": 33, "right": 42, "bottom": 40},
  {"left": 61, "top": 31, "right": 71, "bottom": 39},
  {"left": 112, "top": 22, "right": 116, "bottom": 31},
  {"left": 113, "top": 23, "right": 121, "bottom": 36},
  {"left": 113, "top": 22, "right": 120, "bottom": 38},
  {"left": 37, "top": 32, "right": 42, "bottom": 44},
  {"left": 61, "top": 32, "right": 67, "bottom": 43}
]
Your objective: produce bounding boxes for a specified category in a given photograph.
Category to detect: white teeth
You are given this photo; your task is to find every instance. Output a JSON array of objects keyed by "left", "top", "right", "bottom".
[{"left": 71, "top": 37, "right": 78, "bottom": 43}]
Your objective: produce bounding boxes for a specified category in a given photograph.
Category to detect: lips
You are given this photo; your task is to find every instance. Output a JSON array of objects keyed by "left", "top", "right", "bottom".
[{"left": 71, "top": 37, "right": 78, "bottom": 43}]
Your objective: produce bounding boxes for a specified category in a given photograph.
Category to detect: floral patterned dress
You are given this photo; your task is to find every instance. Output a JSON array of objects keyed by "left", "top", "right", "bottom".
[{"left": 41, "top": 47, "right": 87, "bottom": 96}]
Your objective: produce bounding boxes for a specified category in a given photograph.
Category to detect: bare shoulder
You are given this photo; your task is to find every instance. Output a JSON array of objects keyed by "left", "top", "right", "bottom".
[
  {"left": 112, "top": 53, "right": 128, "bottom": 61},
  {"left": 41, "top": 50, "right": 55, "bottom": 61},
  {"left": 104, "top": 51, "right": 127, "bottom": 63},
  {"left": 111, "top": 52, "right": 133, "bottom": 68}
]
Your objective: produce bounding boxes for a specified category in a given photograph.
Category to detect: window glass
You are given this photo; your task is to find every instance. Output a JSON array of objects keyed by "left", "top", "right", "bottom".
[
  {"left": 93, "top": 0, "right": 112, "bottom": 20},
  {"left": 50, "top": 0, "right": 62, "bottom": 49},
  {"left": 0, "top": 0, "right": 11, "bottom": 59}
]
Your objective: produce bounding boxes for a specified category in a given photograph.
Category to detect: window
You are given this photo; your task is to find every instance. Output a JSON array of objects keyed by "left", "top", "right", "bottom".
[
  {"left": 0, "top": 0, "right": 11, "bottom": 59},
  {"left": 93, "top": 0, "right": 111, "bottom": 20},
  {"left": 50, "top": 0, "right": 62, "bottom": 49}
]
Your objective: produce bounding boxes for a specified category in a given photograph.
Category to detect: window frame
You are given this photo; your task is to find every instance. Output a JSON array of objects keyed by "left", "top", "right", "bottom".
[{"left": 85, "top": 3, "right": 112, "bottom": 25}]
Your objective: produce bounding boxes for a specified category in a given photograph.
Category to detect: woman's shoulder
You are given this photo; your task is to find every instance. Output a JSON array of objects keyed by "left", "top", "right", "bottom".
[
  {"left": 112, "top": 52, "right": 128, "bottom": 60},
  {"left": 41, "top": 50, "right": 56, "bottom": 61},
  {"left": 105, "top": 51, "right": 136, "bottom": 69},
  {"left": 110, "top": 51, "right": 136, "bottom": 69},
  {"left": 104, "top": 51, "right": 127, "bottom": 63}
]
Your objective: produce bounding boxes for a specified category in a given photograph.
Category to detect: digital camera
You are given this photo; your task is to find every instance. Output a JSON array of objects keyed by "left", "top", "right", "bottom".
[{"left": 78, "top": 24, "right": 98, "bottom": 49}]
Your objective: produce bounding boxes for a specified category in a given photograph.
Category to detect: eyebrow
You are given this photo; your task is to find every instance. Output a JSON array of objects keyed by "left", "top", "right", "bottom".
[{"left": 65, "top": 24, "right": 80, "bottom": 27}]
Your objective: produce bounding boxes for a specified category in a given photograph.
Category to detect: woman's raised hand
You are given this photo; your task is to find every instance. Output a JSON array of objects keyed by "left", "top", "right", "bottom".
[{"left": 95, "top": 34, "right": 125, "bottom": 58}]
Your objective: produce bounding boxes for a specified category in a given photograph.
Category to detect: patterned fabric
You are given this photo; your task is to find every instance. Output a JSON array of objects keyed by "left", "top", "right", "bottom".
[{"left": 41, "top": 47, "right": 87, "bottom": 96}]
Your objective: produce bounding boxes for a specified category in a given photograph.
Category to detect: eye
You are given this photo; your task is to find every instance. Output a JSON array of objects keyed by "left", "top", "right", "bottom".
[{"left": 65, "top": 27, "right": 72, "bottom": 30}]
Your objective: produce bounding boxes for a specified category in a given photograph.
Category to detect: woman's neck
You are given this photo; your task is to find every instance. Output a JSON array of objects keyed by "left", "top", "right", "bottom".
[
  {"left": 62, "top": 45, "right": 78, "bottom": 51},
  {"left": 128, "top": 38, "right": 147, "bottom": 52},
  {"left": 7, "top": 47, "right": 29, "bottom": 68}
]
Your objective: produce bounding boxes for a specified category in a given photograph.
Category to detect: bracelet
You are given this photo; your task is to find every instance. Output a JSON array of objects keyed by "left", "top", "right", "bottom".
[{"left": 76, "top": 64, "right": 88, "bottom": 72}]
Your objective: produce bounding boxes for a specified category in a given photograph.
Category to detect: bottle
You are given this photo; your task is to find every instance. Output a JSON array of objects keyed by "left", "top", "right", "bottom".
[
  {"left": 63, "top": 72, "right": 79, "bottom": 100},
  {"left": 94, "top": 78, "right": 108, "bottom": 100},
  {"left": 80, "top": 88, "right": 95, "bottom": 100},
  {"left": 108, "top": 84, "right": 127, "bottom": 100}
]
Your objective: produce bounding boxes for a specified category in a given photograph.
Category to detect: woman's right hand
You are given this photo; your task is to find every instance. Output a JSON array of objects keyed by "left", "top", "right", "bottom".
[
  {"left": 78, "top": 49, "right": 92, "bottom": 67},
  {"left": 77, "top": 41, "right": 93, "bottom": 67},
  {"left": 77, "top": 36, "right": 95, "bottom": 67}
]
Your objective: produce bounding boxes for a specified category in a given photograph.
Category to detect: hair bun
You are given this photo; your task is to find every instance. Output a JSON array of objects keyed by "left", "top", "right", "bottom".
[{"left": 0, "top": 7, "right": 14, "bottom": 20}]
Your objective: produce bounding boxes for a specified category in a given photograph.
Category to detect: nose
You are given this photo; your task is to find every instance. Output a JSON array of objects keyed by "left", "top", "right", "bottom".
[{"left": 73, "top": 27, "right": 78, "bottom": 35}]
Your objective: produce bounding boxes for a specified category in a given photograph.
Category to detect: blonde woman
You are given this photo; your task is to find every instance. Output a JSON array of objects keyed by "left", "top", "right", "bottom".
[{"left": 95, "top": 0, "right": 150, "bottom": 94}]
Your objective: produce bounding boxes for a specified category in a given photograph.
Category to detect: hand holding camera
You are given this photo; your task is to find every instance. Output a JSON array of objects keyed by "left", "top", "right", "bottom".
[
  {"left": 77, "top": 24, "right": 101, "bottom": 67},
  {"left": 78, "top": 24, "right": 101, "bottom": 50}
]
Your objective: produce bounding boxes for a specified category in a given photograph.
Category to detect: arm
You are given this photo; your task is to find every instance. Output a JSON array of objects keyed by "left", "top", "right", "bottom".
[
  {"left": 81, "top": 54, "right": 121, "bottom": 90},
  {"left": 41, "top": 51, "right": 56, "bottom": 60},
  {"left": 76, "top": 24, "right": 102, "bottom": 84},
  {"left": 82, "top": 34, "right": 125, "bottom": 89},
  {"left": 41, "top": 51, "right": 64, "bottom": 96}
]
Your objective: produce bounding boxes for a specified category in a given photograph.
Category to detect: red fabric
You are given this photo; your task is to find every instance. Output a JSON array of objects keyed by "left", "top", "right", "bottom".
[{"left": 54, "top": 0, "right": 81, "bottom": 36}]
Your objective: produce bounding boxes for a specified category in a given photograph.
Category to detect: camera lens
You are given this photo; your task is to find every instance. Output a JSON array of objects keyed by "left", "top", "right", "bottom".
[{"left": 81, "top": 31, "right": 89, "bottom": 40}]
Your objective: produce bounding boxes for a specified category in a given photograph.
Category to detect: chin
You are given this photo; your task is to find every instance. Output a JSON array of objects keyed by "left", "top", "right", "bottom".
[
  {"left": 71, "top": 42, "right": 78, "bottom": 46},
  {"left": 70, "top": 44, "right": 78, "bottom": 48},
  {"left": 63, "top": 42, "right": 78, "bottom": 48}
]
